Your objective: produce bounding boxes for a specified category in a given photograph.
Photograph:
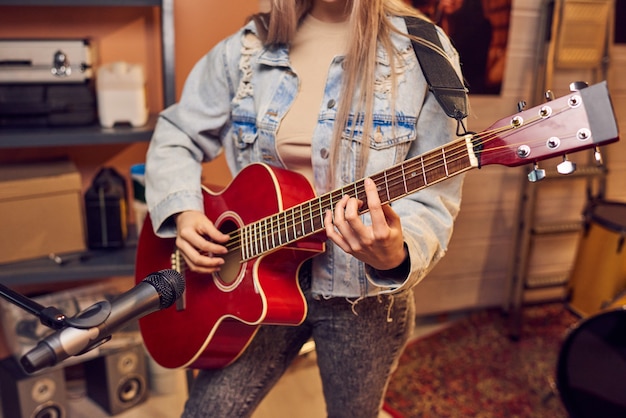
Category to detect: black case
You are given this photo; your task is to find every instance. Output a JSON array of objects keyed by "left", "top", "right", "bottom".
[
  {"left": 0, "top": 39, "right": 97, "bottom": 127},
  {"left": 0, "top": 82, "right": 97, "bottom": 127},
  {"left": 85, "top": 167, "right": 128, "bottom": 249}
]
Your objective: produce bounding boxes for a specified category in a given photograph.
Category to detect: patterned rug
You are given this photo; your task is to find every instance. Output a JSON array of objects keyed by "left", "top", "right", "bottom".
[{"left": 384, "top": 303, "right": 580, "bottom": 417}]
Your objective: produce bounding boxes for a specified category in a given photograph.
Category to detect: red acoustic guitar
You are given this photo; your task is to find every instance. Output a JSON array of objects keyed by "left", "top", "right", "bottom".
[{"left": 135, "top": 81, "right": 619, "bottom": 369}]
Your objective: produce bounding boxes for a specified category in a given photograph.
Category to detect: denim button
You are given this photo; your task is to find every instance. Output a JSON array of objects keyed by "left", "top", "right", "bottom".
[
  {"left": 327, "top": 99, "right": 336, "bottom": 109},
  {"left": 320, "top": 148, "right": 329, "bottom": 159},
  {"left": 374, "top": 127, "right": 383, "bottom": 143}
]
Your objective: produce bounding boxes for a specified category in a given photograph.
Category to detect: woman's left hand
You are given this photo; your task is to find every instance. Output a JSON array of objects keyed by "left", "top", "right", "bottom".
[{"left": 324, "top": 178, "right": 407, "bottom": 270}]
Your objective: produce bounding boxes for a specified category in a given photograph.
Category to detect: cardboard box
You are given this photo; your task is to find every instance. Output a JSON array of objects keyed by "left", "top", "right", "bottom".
[{"left": 0, "top": 160, "right": 86, "bottom": 264}]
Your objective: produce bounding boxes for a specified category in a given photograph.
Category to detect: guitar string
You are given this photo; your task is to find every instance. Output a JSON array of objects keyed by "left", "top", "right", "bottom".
[
  {"left": 226, "top": 121, "right": 516, "bottom": 255},
  {"left": 223, "top": 102, "right": 575, "bottom": 258}
]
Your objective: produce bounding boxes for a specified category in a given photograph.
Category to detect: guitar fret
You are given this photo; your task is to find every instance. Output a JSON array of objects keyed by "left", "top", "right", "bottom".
[
  {"left": 278, "top": 212, "right": 285, "bottom": 244},
  {"left": 269, "top": 216, "right": 275, "bottom": 249},
  {"left": 247, "top": 224, "right": 252, "bottom": 258},
  {"left": 442, "top": 148, "right": 449, "bottom": 177},
  {"left": 263, "top": 218, "right": 270, "bottom": 251},
  {"left": 249, "top": 223, "right": 255, "bottom": 258},
  {"left": 420, "top": 156, "right": 428, "bottom": 185},
  {"left": 240, "top": 226, "right": 245, "bottom": 260},
  {"left": 242, "top": 225, "right": 248, "bottom": 260},
  {"left": 254, "top": 222, "right": 260, "bottom": 257},
  {"left": 285, "top": 210, "right": 290, "bottom": 241},
  {"left": 383, "top": 170, "right": 390, "bottom": 202},
  {"left": 258, "top": 220, "right": 263, "bottom": 256},
  {"left": 318, "top": 196, "right": 325, "bottom": 229},
  {"left": 283, "top": 211, "right": 289, "bottom": 242},
  {"left": 401, "top": 164, "right": 408, "bottom": 195},
  {"left": 309, "top": 200, "right": 315, "bottom": 233},
  {"left": 252, "top": 222, "right": 258, "bottom": 257}
]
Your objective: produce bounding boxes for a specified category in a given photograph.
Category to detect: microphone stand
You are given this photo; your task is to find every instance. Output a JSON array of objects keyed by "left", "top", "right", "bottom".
[
  {"left": 0, "top": 282, "right": 69, "bottom": 331},
  {"left": 0, "top": 281, "right": 114, "bottom": 374},
  {"left": 0, "top": 281, "right": 112, "bottom": 336}
]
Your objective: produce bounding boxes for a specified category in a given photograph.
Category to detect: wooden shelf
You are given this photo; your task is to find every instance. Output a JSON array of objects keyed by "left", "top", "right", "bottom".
[{"left": 0, "top": 0, "right": 175, "bottom": 285}]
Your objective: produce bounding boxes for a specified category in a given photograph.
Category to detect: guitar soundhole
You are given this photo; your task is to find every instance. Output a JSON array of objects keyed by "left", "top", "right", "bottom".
[{"left": 215, "top": 219, "right": 244, "bottom": 287}]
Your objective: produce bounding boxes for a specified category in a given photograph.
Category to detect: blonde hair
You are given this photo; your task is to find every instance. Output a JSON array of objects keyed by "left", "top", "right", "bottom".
[{"left": 253, "top": 0, "right": 427, "bottom": 186}]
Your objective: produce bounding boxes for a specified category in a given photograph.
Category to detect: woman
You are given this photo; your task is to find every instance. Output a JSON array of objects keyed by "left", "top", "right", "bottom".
[{"left": 145, "top": 0, "right": 467, "bottom": 416}]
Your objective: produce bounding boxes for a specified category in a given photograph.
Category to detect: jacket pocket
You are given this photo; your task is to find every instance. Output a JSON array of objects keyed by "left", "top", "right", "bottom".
[
  {"left": 366, "top": 117, "right": 416, "bottom": 151},
  {"left": 339, "top": 115, "right": 417, "bottom": 184}
]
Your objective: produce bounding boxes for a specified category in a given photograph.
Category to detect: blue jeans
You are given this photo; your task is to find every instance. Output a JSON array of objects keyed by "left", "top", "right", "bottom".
[{"left": 182, "top": 267, "right": 416, "bottom": 418}]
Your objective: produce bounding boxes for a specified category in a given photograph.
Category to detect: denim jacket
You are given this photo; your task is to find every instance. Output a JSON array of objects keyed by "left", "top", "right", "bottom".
[{"left": 145, "top": 15, "right": 466, "bottom": 299}]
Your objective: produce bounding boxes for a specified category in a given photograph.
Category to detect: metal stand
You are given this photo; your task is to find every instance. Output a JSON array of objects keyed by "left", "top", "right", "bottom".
[{"left": 0, "top": 282, "right": 111, "bottom": 332}]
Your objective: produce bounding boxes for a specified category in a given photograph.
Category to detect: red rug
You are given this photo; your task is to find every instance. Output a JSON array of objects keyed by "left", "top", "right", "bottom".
[{"left": 384, "top": 303, "right": 579, "bottom": 417}]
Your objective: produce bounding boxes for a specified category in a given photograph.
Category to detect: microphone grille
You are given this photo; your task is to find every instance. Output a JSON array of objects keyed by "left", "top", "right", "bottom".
[{"left": 145, "top": 269, "right": 186, "bottom": 309}]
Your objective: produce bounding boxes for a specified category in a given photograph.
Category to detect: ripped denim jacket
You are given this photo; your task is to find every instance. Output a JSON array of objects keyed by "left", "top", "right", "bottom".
[{"left": 145, "top": 16, "right": 466, "bottom": 299}]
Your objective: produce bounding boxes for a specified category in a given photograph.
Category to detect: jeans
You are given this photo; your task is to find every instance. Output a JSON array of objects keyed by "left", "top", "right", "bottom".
[{"left": 182, "top": 265, "right": 416, "bottom": 418}]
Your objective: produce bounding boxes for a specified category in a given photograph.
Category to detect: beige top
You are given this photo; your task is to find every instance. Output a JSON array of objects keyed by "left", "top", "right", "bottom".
[{"left": 275, "top": 14, "right": 349, "bottom": 186}]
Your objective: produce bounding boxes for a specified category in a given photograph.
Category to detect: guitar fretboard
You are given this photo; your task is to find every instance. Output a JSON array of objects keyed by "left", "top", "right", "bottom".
[{"left": 239, "top": 135, "right": 478, "bottom": 261}]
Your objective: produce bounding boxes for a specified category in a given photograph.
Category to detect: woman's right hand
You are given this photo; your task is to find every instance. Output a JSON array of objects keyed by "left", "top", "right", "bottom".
[{"left": 174, "top": 210, "right": 230, "bottom": 273}]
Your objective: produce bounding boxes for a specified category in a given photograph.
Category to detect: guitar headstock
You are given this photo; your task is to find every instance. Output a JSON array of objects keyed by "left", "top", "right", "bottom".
[{"left": 476, "top": 81, "right": 619, "bottom": 169}]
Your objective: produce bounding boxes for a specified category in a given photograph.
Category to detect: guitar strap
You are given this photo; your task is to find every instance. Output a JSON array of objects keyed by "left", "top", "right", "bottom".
[{"left": 404, "top": 16, "right": 468, "bottom": 121}]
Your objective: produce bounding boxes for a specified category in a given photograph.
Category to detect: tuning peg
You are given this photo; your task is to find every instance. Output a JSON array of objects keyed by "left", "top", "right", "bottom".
[
  {"left": 569, "top": 81, "right": 589, "bottom": 92},
  {"left": 528, "top": 163, "right": 546, "bottom": 182},
  {"left": 594, "top": 146, "right": 604, "bottom": 166},
  {"left": 544, "top": 90, "right": 555, "bottom": 101},
  {"left": 517, "top": 100, "right": 527, "bottom": 112},
  {"left": 557, "top": 155, "right": 577, "bottom": 175}
]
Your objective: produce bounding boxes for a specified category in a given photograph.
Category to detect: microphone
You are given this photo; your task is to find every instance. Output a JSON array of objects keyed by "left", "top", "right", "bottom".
[{"left": 20, "top": 269, "right": 185, "bottom": 373}]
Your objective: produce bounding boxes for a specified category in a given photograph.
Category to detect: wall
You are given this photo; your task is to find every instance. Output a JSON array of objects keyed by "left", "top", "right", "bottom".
[{"left": 413, "top": 0, "right": 626, "bottom": 314}]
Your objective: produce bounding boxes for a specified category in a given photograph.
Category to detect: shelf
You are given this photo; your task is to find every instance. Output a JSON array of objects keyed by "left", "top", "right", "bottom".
[
  {"left": 0, "top": 114, "right": 157, "bottom": 148},
  {"left": 0, "top": 243, "right": 137, "bottom": 286},
  {"left": 0, "top": 0, "right": 175, "bottom": 286}
]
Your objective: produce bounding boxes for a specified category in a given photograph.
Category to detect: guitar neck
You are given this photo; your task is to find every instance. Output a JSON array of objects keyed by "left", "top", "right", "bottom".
[{"left": 240, "top": 135, "right": 478, "bottom": 261}]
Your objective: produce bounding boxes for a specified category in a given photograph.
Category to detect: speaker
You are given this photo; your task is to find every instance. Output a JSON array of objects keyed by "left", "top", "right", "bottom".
[
  {"left": 0, "top": 357, "right": 66, "bottom": 418},
  {"left": 83, "top": 344, "right": 148, "bottom": 415}
]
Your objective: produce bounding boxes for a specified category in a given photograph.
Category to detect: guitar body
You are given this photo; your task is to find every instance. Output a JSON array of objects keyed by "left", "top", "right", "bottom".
[{"left": 135, "top": 163, "right": 325, "bottom": 369}]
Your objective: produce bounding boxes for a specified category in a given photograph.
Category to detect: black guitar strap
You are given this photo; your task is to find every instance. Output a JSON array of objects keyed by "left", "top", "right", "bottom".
[{"left": 404, "top": 16, "right": 468, "bottom": 122}]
